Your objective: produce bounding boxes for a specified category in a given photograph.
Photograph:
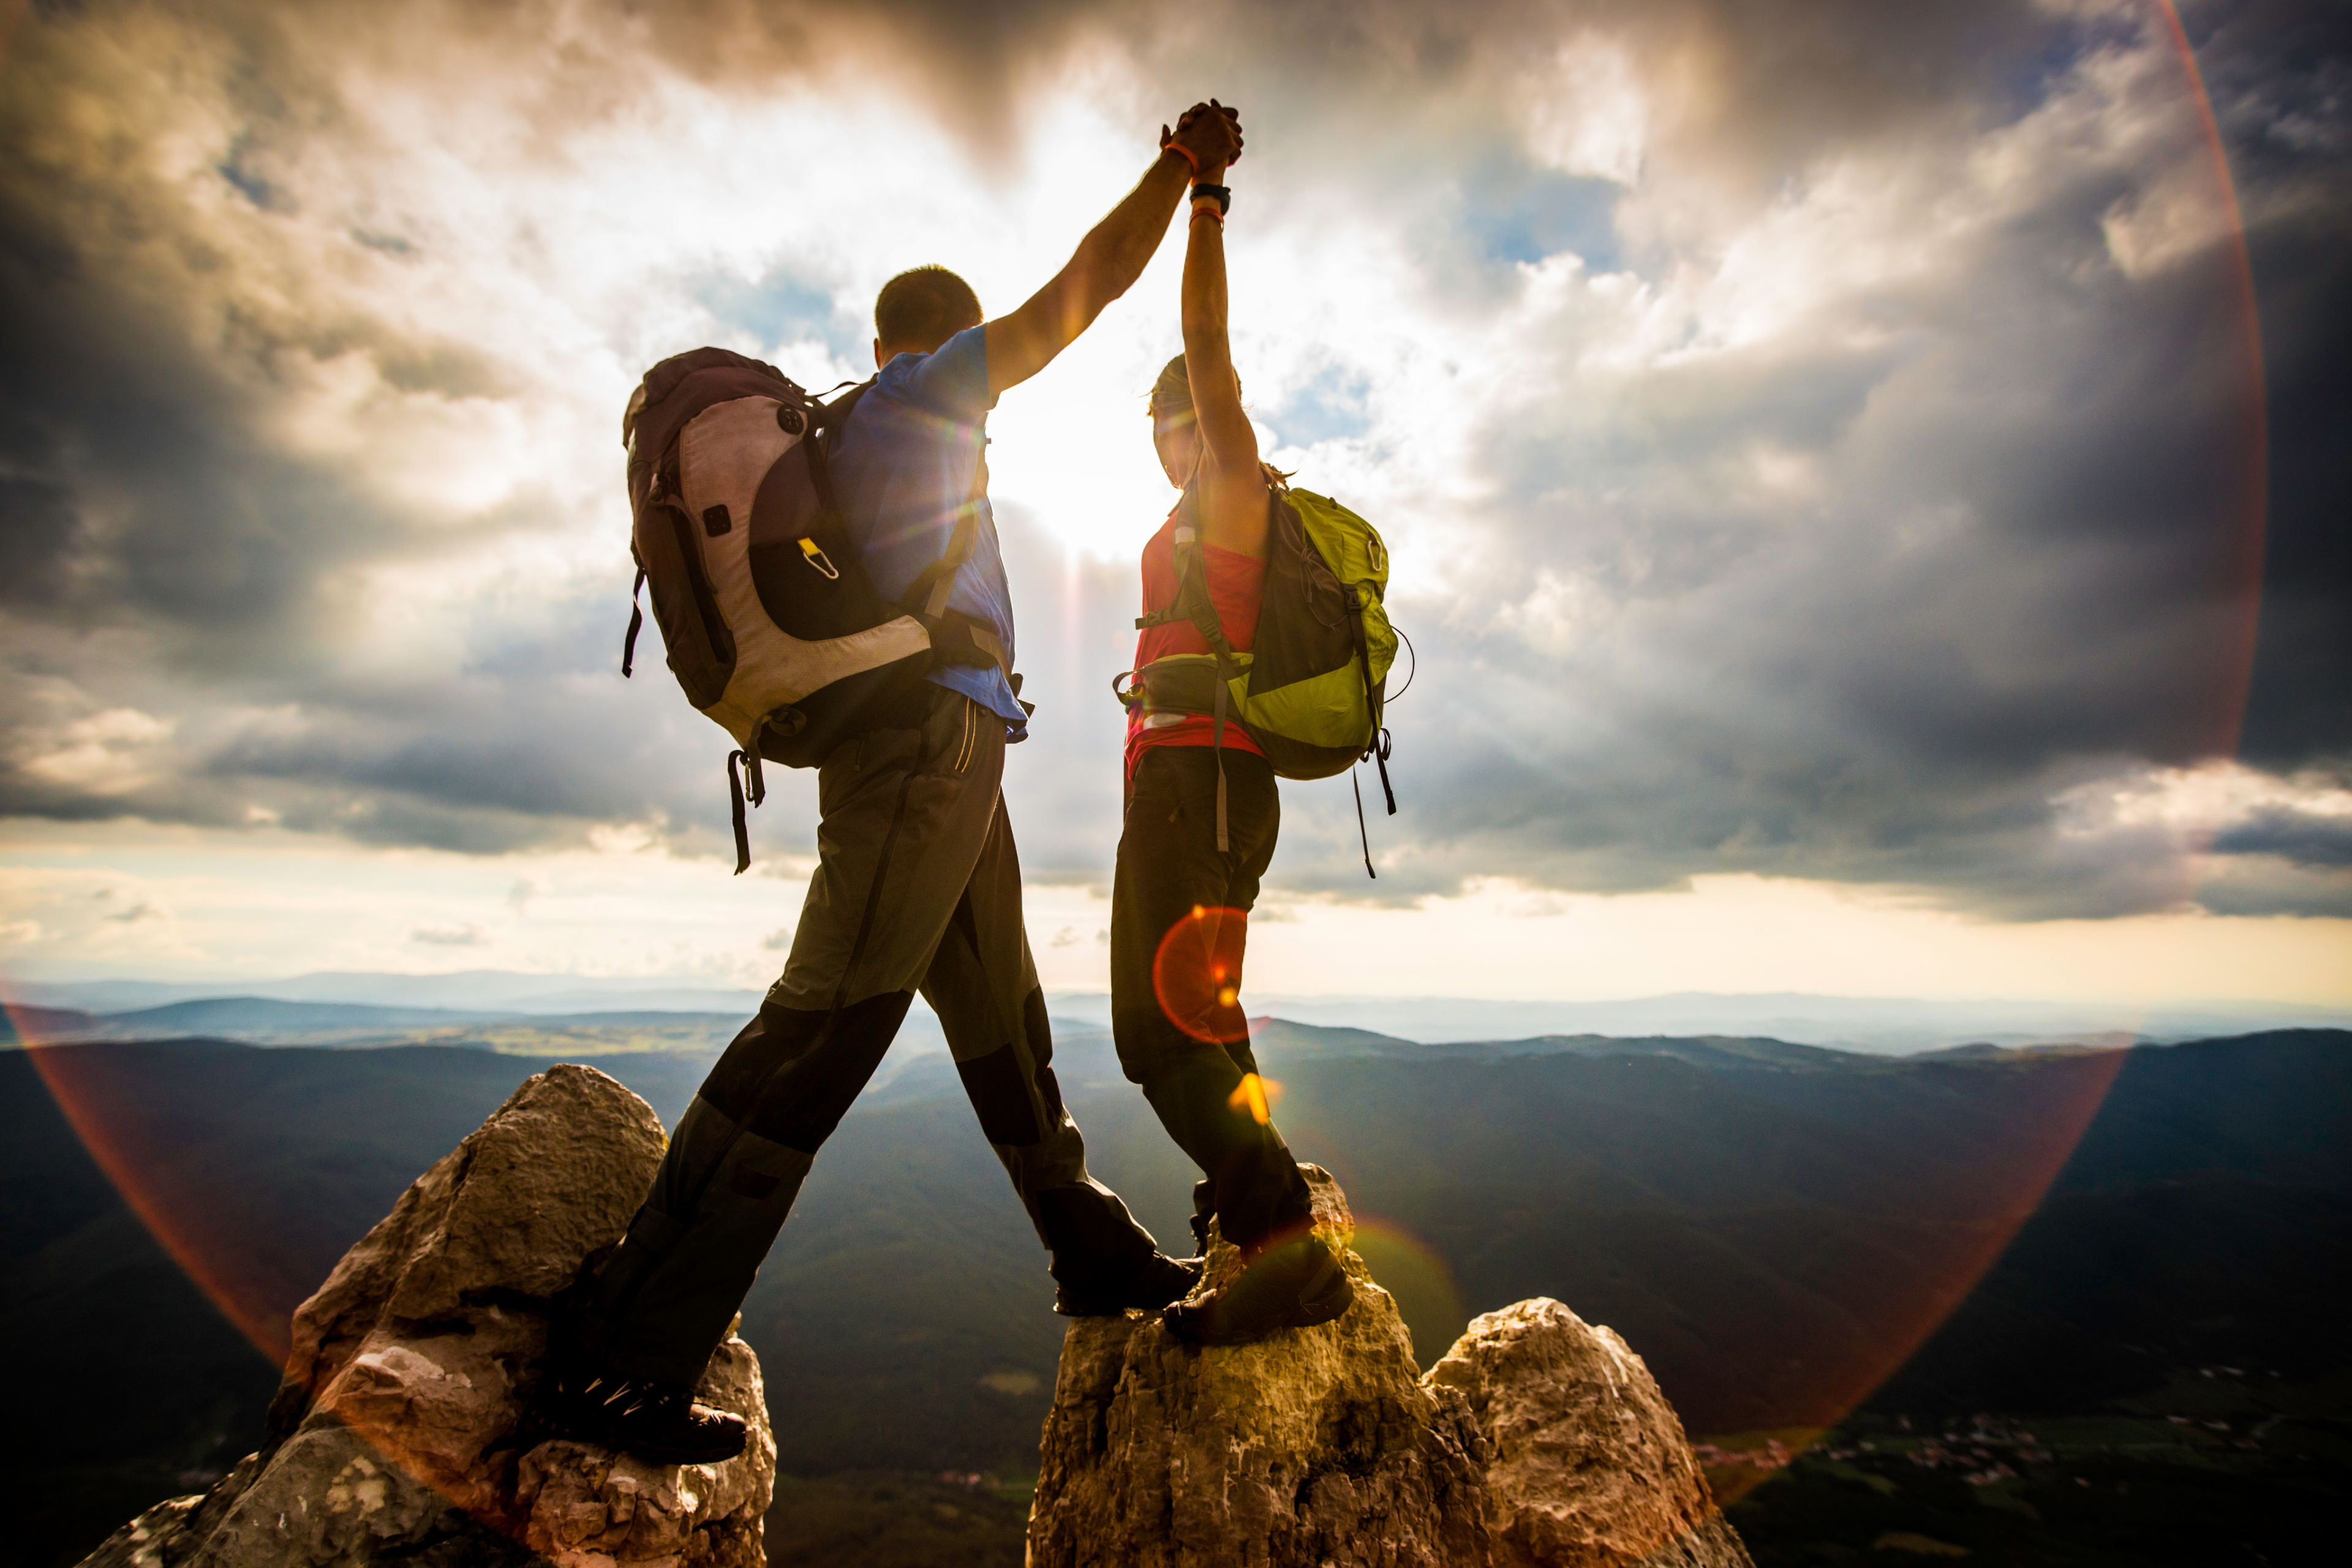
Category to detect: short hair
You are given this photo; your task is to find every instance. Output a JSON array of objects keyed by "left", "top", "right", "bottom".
[{"left": 875, "top": 266, "right": 983, "bottom": 354}]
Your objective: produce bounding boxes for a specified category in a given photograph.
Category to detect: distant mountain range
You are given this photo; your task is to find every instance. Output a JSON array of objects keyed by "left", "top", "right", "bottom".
[
  {"left": 0, "top": 994, "right": 945, "bottom": 1061},
  {"left": 0, "top": 994, "right": 2222, "bottom": 1073},
  {"left": 6, "top": 998, "right": 513, "bottom": 1042},
  {"left": 1148, "top": 990, "right": 2352, "bottom": 1052},
  {"left": 12, "top": 970, "right": 2347, "bottom": 1052},
  {"left": 4, "top": 970, "right": 774, "bottom": 1017}
]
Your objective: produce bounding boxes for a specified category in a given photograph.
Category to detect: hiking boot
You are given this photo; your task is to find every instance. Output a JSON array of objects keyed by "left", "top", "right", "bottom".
[
  {"left": 1161, "top": 1236, "right": 1354, "bottom": 1346},
  {"left": 1054, "top": 1251, "right": 1204, "bottom": 1317},
  {"left": 535, "top": 1359, "right": 747, "bottom": 1466}
]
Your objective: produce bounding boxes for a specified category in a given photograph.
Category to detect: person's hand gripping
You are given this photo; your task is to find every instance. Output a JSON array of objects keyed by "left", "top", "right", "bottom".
[{"left": 1161, "top": 99, "right": 1243, "bottom": 176}]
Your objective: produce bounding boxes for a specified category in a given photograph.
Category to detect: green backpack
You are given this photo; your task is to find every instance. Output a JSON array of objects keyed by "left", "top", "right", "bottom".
[{"left": 1119, "top": 476, "right": 1400, "bottom": 875}]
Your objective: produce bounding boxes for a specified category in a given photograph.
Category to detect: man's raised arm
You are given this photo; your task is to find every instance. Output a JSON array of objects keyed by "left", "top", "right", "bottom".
[{"left": 985, "top": 104, "right": 1244, "bottom": 399}]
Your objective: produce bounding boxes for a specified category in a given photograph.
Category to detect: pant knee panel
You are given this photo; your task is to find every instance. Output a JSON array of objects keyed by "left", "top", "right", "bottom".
[
  {"left": 734, "top": 990, "right": 913, "bottom": 1153},
  {"left": 699, "top": 1001, "right": 831, "bottom": 1123},
  {"left": 955, "top": 1042, "right": 1045, "bottom": 1146}
]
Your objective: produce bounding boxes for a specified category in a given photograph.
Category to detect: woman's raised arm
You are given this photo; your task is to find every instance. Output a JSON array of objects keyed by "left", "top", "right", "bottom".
[{"left": 1180, "top": 125, "right": 1271, "bottom": 559}]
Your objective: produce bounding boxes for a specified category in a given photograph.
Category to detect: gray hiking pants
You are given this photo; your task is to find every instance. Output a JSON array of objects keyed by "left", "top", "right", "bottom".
[{"left": 578, "top": 687, "right": 1159, "bottom": 1385}]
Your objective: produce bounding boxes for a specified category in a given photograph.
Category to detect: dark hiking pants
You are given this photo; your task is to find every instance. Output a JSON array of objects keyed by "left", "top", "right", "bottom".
[
  {"left": 578, "top": 687, "right": 1161, "bottom": 1386},
  {"left": 1111, "top": 746, "right": 1313, "bottom": 1257}
]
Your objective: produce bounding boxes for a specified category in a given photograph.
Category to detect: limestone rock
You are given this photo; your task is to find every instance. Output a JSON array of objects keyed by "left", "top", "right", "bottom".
[
  {"left": 1431, "top": 1299, "right": 1750, "bottom": 1568},
  {"left": 77, "top": 1064, "right": 776, "bottom": 1568},
  {"left": 1031, "top": 1167, "right": 1488, "bottom": 1567},
  {"left": 1029, "top": 1166, "right": 1751, "bottom": 1568}
]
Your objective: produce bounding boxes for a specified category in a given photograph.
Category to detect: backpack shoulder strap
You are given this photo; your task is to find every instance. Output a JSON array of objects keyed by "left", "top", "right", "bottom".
[
  {"left": 815, "top": 385, "right": 1015, "bottom": 689},
  {"left": 799, "top": 379, "right": 873, "bottom": 527},
  {"left": 907, "top": 469, "right": 1014, "bottom": 690},
  {"left": 812, "top": 379, "right": 987, "bottom": 625},
  {"left": 1131, "top": 483, "right": 1243, "bottom": 850},
  {"left": 1134, "top": 486, "right": 1236, "bottom": 660},
  {"left": 900, "top": 449, "right": 989, "bottom": 621}
]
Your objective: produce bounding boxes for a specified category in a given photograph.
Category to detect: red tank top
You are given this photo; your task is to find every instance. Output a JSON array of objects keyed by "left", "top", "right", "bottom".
[{"left": 1125, "top": 499, "right": 1268, "bottom": 780}]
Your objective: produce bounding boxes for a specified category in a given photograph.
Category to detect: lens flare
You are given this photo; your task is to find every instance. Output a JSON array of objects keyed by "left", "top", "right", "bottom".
[
  {"left": 1348, "top": 1218, "right": 1469, "bottom": 1370},
  {"left": 1226, "top": 1071, "right": 1281, "bottom": 1124},
  {"left": 1679, "top": 8, "right": 2270, "bottom": 1493},
  {"left": 1153, "top": 903, "right": 1252, "bottom": 1044},
  {"left": 1673, "top": 1043, "right": 2136, "bottom": 1506},
  {"left": 12, "top": 1007, "right": 300, "bottom": 1368},
  {"left": 2147, "top": 0, "right": 2275, "bottom": 913},
  {"left": 4, "top": 985, "right": 579, "bottom": 1543},
  {"left": 2156, "top": 0, "right": 2271, "bottom": 772}
]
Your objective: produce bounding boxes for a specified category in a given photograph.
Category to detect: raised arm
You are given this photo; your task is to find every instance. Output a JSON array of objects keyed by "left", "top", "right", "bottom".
[
  {"left": 1182, "top": 115, "right": 1272, "bottom": 559},
  {"left": 985, "top": 105, "right": 1244, "bottom": 399}
]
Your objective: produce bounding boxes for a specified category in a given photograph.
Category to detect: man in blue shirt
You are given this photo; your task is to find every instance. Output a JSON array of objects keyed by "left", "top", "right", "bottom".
[
  {"left": 548, "top": 105, "right": 1246, "bottom": 1466},
  {"left": 827, "top": 292, "right": 1026, "bottom": 737}
]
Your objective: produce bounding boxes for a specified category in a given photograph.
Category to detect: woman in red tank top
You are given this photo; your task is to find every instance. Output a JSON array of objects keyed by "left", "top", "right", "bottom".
[{"left": 1109, "top": 120, "right": 1352, "bottom": 1346}]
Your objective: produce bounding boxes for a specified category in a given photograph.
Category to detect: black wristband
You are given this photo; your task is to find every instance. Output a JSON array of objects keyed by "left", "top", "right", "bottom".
[{"left": 1189, "top": 183, "right": 1232, "bottom": 215}]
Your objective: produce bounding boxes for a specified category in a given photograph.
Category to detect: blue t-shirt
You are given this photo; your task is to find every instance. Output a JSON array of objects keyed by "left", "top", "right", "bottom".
[{"left": 827, "top": 325, "right": 1027, "bottom": 736}]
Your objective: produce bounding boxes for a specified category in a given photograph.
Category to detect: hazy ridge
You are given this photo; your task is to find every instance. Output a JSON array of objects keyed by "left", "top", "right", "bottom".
[{"left": 13, "top": 971, "right": 2350, "bottom": 1052}]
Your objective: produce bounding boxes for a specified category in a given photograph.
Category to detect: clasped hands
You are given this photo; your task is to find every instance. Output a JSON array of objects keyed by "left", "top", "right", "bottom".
[{"left": 1161, "top": 99, "right": 1244, "bottom": 182}]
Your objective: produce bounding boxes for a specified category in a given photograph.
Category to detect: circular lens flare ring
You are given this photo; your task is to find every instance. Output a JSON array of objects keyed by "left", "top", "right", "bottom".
[
  {"left": 3, "top": 992, "right": 648, "bottom": 1544},
  {"left": 1153, "top": 903, "right": 1253, "bottom": 1044}
]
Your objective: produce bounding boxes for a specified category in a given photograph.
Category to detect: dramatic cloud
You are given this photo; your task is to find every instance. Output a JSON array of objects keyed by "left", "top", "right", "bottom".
[{"left": 1, "top": 0, "right": 2346, "bottom": 929}]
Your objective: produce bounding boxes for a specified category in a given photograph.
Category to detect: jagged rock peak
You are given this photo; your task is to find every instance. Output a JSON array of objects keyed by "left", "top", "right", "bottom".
[
  {"left": 1029, "top": 1165, "right": 1751, "bottom": 1568},
  {"left": 78, "top": 1063, "right": 777, "bottom": 1568}
]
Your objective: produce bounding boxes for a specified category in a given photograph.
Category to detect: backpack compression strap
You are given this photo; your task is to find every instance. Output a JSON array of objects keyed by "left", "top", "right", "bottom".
[
  {"left": 726, "top": 715, "right": 774, "bottom": 875},
  {"left": 1343, "top": 565, "right": 1395, "bottom": 880},
  {"left": 622, "top": 564, "right": 646, "bottom": 677},
  {"left": 1347, "top": 590, "right": 1395, "bottom": 813}
]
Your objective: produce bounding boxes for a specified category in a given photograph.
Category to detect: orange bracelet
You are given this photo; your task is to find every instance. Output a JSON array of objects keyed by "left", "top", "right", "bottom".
[
  {"left": 1161, "top": 140, "right": 1200, "bottom": 176},
  {"left": 1190, "top": 197, "right": 1224, "bottom": 224}
]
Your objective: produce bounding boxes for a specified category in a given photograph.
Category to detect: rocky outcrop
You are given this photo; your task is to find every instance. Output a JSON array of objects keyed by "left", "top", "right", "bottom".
[
  {"left": 1029, "top": 1166, "right": 1751, "bottom": 1568},
  {"left": 1431, "top": 1300, "right": 1751, "bottom": 1568},
  {"left": 78, "top": 1065, "right": 775, "bottom": 1568}
]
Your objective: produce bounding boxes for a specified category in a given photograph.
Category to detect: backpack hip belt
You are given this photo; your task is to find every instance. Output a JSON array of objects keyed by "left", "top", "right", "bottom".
[{"left": 1117, "top": 654, "right": 1249, "bottom": 726}]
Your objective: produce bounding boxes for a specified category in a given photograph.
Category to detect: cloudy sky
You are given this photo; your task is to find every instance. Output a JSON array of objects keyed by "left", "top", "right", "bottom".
[{"left": 1, "top": 0, "right": 2346, "bottom": 1008}]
